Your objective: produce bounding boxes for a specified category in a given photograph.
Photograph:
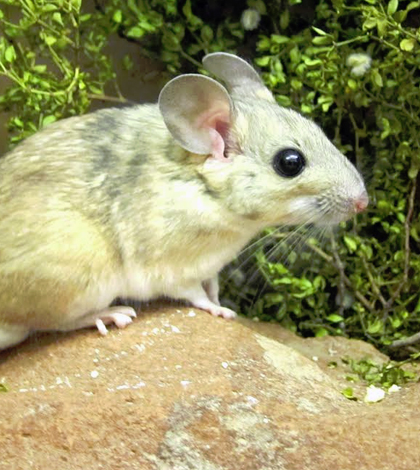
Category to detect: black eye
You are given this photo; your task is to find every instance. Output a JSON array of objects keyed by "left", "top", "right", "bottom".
[{"left": 273, "top": 149, "right": 305, "bottom": 178}]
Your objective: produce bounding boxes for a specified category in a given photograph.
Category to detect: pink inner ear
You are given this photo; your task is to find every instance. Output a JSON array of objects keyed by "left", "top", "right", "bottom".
[{"left": 197, "top": 108, "right": 231, "bottom": 161}]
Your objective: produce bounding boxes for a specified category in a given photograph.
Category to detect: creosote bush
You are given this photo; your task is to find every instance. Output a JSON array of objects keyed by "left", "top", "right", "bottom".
[{"left": 1, "top": 0, "right": 419, "bottom": 354}]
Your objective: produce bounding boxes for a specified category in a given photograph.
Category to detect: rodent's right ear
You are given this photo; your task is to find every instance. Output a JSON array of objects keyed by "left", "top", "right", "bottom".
[
  {"left": 159, "top": 74, "right": 233, "bottom": 160},
  {"left": 202, "top": 52, "right": 276, "bottom": 104}
]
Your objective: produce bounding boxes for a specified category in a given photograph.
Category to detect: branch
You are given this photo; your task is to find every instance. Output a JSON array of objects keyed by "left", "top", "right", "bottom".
[{"left": 389, "top": 331, "right": 420, "bottom": 349}]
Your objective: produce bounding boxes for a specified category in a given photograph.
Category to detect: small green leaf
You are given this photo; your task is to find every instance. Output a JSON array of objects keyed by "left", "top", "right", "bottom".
[
  {"left": 372, "top": 69, "right": 383, "bottom": 87},
  {"left": 312, "top": 26, "right": 329, "bottom": 36},
  {"left": 4, "top": 45, "right": 16, "bottom": 63},
  {"left": 200, "top": 25, "right": 213, "bottom": 43},
  {"left": 33, "top": 64, "right": 47, "bottom": 73},
  {"left": 52, "top": 12, "right": 63, "bottom": 26},
  {"left": 347, "top": 78, "right": 358, "bottom": 90},
  {"left": 113, "top": 10, "right": 122, "bottom": 23},
  {"left": 126, "top": 26, "right": 144, "bottom": 38},
  {"left": 327, "top": 314, "right": 344, "bottom": 323},
  {"left": 255, "top": 56, "right": 270, "bottom": 66},
  {"left": 271, "top": 35, "right": 289, "bottom": 44},
  {"left": 0, "top": 383, "right": 8, "bottom": 392},
  {"left": 400, "top": 38, "right": 416, "bottom": 51},
  {"left": 312, "top": 35, "right": 332, "bottom": 45},
  {"left": 315, "top": 328, "right": 329, "bottom": 338},
  {"left": 387, "top": 0, "right": 399, "bottom": 15},
  {"left": 44, "top": 35, "right": 57, "bottom": 46},
  {"left": 367, "top": 318, "right": 384, "bottom": 334},
  {"left": 344, "top": 236, "right": 357, "bottom": 252},
  {"left": 42, "top": 115, "right": 57, "bottom": 126},
  {"left": 341, "top": 387, "right": 357, "bottom": 400}
]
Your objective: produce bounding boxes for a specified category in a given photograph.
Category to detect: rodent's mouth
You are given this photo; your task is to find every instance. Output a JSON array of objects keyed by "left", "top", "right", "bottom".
[{"left": 286, "top": 194, "right": 367, "bottom": 227}]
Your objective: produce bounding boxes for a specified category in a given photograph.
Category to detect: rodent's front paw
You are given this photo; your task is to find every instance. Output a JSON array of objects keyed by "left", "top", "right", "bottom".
[{"left": 208, "top": 306, "right": 237, "bottom": 320}]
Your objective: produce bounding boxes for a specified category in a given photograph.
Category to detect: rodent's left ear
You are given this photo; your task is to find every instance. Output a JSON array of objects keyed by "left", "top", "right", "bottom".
[
  {"left": 159, "top": 74, "right": 233, "bottom": 160},
  {"left": 202, "top": 52, "right": 276, "bottom": 104}
]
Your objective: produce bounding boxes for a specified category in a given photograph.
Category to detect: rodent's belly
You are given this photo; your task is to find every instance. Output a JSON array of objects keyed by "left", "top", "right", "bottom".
[{"left": 70, "top": 234, "right": 252, "bottom": 314}]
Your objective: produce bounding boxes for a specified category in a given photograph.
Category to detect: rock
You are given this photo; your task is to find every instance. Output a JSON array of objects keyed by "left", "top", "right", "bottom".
[{"left": 0, "top": 306, "right": 419, "bottom": 470}]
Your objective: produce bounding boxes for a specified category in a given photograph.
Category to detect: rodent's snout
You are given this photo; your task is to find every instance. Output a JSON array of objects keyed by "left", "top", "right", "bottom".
[{"left": 352, "top": 191, "right": 369, "bottom": 214}]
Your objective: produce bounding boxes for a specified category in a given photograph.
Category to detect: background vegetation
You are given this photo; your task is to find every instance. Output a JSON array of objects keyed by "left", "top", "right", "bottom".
[{"left": 1, "top": 0, "right": 419, "bottom": 356}]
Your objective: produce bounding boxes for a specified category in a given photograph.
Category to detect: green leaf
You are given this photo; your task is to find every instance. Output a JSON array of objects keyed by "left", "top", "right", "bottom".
[
  {"left": 400, "top": 38, "right": 416, "bottom": 51},
  {"left": 42, "top": 115, "right": 57, "bottom": 126},
  {"left": 371, "top": 69, "right": 383, "bottom": 87},
  {"left": 327, "top": 314, "right": 344, "bottom": 323},
  {"left": 271, "top": 35, "right": 289, "bottom": 44},
  {"left": 387, "top": 0, "right": 399, "bottom": 15},
  {"left": 341, "top": 387, "right": 357, "bottom": 400},
  {"left": 200, "top": 25, "right": 213, "bottom": 43},
  {"left": 44, "top": 35, "right": 57, "bottom": 46},
  {"left": 113, "top": 10, "right": 122, "bottom": 23},
  {"left": 343, "top": 236, "right": 357, "bottom": 252},
  {"left": 0, "top": 383, "right": 8, "bottom": 392},
  {"left": 312, "top": 36, "right": 332, "bottom": 45},
  {"left": 4, "top": 45, "right": 16, "bottom": 62},
  {"left": 33, "top": 64, "right": 47, "bottom": 73},
  {"left": 255, "top": 56, "right": 270, "bottom": 66},
  {"left": 52, "top": 12, "right": 63, "bottom": 26},
  {"left": 126, "top": 26, "right": 144, "bottom": 38},
  {"left": 347, "top": 78, "right": 358, "bottom": 90},
  {"left": 315, "top": 328, "right": 329, "bottom": 338},
  {"left": 367, "top": 319, "right": 384, "bottom": 334},
  {"left": 312, "top": 26, "right": 330, "bottom": 36}
]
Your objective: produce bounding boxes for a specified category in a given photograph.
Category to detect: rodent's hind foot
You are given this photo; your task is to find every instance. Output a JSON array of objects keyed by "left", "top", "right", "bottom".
[
  {"left": 93, "top": 306, "right": 137, "bottom": 336},
  {"left": 67, "top": 306, "right": 137, "bottom": 336}
]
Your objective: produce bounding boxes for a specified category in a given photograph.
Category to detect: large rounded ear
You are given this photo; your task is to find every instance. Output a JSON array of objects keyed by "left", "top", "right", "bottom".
[
  {"left": 158, "top": 74, "right": 233, "bottom": 160},
  {"left": 202, "top": 52, "right": 275, "bottom": 104}
]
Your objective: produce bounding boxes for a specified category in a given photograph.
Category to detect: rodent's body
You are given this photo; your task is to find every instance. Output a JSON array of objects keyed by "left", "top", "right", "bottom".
[
  {"left": 0, "top": 53, "right": 368, "bottom": 350},
  {"left": 0, "top": 106, "right": 258, "bottom": 334}
]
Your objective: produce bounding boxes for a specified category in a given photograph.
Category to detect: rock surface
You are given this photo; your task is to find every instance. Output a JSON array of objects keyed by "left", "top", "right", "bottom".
[{"left": 0, "top": 306, "right": 419, "bottom": 470}]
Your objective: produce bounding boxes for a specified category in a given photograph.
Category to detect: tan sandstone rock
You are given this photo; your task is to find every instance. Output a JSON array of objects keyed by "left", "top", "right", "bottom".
[{"left": 0, "top": 306, "right": 419, "bottom": 470}]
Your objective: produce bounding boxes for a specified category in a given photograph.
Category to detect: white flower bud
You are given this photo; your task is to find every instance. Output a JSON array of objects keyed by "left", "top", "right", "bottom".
[
  {"left": 241, "top": 8, "right": 261, "bottom": 31},
  {"left": 346, "top": 52, "right": 372, "bottom": 77}
]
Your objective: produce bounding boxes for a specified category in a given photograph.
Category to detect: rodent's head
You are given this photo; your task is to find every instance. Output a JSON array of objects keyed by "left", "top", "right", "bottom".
[{"left": 159, "top": 53, "right": 368, "bottom": 228}]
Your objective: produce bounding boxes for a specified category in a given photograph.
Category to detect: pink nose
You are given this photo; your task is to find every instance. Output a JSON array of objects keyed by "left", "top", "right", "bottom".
[{"left": 354, "top": 193, "right": 369, "bottom": 213}]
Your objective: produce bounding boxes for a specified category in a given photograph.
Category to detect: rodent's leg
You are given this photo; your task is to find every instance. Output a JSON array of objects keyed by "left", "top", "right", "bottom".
[
  {"left": 63, "top": 306, "right": 137, "bottom": 336},
  {"left": 0, "top": 324, "right": 30, "bottom": 350},
  {"left": 202, "top": 277, "right": 220, "bottom": 305},
  {"left": 178, "top": 284, "right": 236, "bottom": 320}
]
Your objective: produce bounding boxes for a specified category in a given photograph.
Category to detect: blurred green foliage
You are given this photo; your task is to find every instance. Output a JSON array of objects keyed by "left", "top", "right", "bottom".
[{"left": 1, "top": 0, "right": 420, "bottom": 353}]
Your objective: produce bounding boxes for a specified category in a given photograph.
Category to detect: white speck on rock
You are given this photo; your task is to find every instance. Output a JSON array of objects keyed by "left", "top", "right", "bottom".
[
  {"left": 91, "top": 370, "right": 99, "bottom": 379},
  {"left": 312, "top": 356, "right": 319, "bottom": 362},
  {"left": 246, "top": 396, "right": 259, "bottom": 405},
  {"left": 187, "top": 310, "right": 196, "bottom": 317},
  {"left": 388, "top": 384, "right": 401, "bottom": 393},
  {"left": 116, "top": 384, "right": 130, "bottom": 390},
  {"left": 133, "top": 382, "right": 146, "bottom": 388},
  {"left": 221, "top": 362, "right": 229, "bottom": 369},
  {"left": 181, "top": 380, "right": 191, "bottom": 387},
  {"left": 135, "top": 344, "right": 146, "bottom": 353},
  {"left": 170, "top": 325, "right": 181, "bottom": 333},
  {"left": 364, "top": 385, "right": 386, "bottom": 403}
]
